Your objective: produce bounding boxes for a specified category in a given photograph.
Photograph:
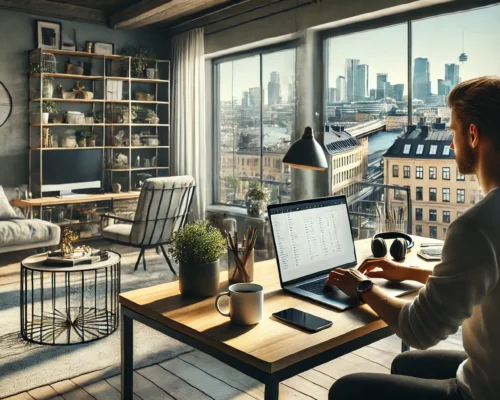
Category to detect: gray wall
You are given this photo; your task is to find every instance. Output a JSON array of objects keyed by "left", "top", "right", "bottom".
[{"left": 0, "top": 8, "right": 167, "bottom": 187}]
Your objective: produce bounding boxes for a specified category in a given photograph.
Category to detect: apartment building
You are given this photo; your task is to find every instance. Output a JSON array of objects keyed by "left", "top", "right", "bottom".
[{"left": 384, "top": 124, "right": 481, "bottom": 240}]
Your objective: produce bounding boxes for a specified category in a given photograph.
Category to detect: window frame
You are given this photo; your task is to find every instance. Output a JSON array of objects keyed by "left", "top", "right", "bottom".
[
  {"left": 429, "top": 187, "right": 437, "bottom": 201},
  {"left": 416, "top": 186, "right": 423, "bottom": 201},
  {"left": 429, "top": 166, "right": 437, "bottom": 180},
  {"left": 442, "top": 187, "right": 450, "bottom": 202},
  {"left": 457, "top": 189, "right": 466, "bottom": 204},
  {"left": 416, "top": 166, "right": 423, "bottom": 179},
  {"left": 212, "top": 41, "right": 298, "bottom": 206},
  {"left": 393, "top": 165, "right": 399, "bottom": 178},
  {"left": 443, "top": 210, "right": 451, "bottom": 223},
  {"left": 442, "top": 167, "right": 450, "bottom": 180},
  {"left": 416, "top": 208, "right": 423, "bottom": 221},
  {"left": 403, "top": 165, "right": 411, "bottom": 178},
  {"left": 429, "top": 209, "right": 437, "bottom": 221}
]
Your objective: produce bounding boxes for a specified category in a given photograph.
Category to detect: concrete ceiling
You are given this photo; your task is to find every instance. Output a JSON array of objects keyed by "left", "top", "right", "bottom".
[{"left": 0, "top": 0, "right": 247, "bottom": 28}]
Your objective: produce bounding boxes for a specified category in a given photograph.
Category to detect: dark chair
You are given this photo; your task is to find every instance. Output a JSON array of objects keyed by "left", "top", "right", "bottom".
[{"left": 101, "top": 176, "right": 196, "bottom": 273}]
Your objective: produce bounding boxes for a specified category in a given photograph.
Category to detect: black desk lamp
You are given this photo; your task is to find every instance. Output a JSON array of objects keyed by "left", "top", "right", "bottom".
[{"left": 282, "top": 126, "right": 328, "bottom": 171}]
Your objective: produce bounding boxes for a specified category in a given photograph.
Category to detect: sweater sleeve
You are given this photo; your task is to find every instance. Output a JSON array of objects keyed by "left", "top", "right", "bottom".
[{"left": 398, "top": 220, "right": 499, "bottom": 350}]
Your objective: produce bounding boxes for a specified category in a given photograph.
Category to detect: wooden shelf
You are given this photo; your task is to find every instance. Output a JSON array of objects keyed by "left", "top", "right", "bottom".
[
  {"left": 40, "top": 49, "right": 124, "bottom": 60},
  {"left": 12, "top": 191, "right": 141, "bottom": 207},
  {"left": 106, "top": 77, "right": 169, "bottom": 84},
  {"left": 30, "top": 123, "right": 168, "bottom": 127},
  {"left": 30, "top": 147, "right": 103, "bottom": 150},
  {"left": 30, "top": 73, "right": 104, "bottom": 80},
  {"left": 106, "top": 100, "right": 170, "bottom": 105},
  {"left": 30, "top": 98, "right": 105, "bottom": 103},
  {"left": 103, "top": 146, "right": 168, "bottom": 149}
]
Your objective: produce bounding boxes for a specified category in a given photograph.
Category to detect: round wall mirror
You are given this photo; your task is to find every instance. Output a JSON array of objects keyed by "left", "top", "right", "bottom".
[{"left": 0, "top": 82, "right": 12, "bottom": 127}]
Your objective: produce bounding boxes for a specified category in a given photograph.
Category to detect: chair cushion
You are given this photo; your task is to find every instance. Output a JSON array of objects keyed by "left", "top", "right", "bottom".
[
  {"left": 102, "top": 224, "right": 132, "bottom": 243},
  {"left": 0, "top": 186, "right": 17, "bottom": 220},
  {"left": 0, "top": 219, "right": 60, "bottom": 247}
]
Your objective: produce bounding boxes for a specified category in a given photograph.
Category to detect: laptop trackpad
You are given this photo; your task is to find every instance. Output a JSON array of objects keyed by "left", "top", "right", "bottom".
[{"left": 372, "top": 278, "right": 423, "bottom": 297}]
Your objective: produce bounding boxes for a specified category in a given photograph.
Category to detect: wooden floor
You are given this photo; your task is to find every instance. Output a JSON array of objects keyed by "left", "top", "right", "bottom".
[
  {"left": 1, "top": 245, "right": 464, "bottom": 400},
  {"left": 4, "top": 329, "right": 464, "bottom": 400}
]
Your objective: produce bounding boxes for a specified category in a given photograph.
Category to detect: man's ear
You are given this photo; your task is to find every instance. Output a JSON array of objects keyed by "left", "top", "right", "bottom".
[{"left": 470, "top": 123, "right": 479, "bottom": 148}]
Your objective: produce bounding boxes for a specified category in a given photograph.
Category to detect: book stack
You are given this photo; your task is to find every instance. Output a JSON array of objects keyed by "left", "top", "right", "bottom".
[{"left": 43, "top": 249, "right": 109, "bottom": 266}]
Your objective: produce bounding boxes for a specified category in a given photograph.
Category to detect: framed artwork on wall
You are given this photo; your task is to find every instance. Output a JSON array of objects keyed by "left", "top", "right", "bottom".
[
  {"left": 93, "top": 42, "right": 115, "bottom": 56},
  {"left": 36, "top": 20, "right": 61, "bottom": 50},
  {"left": 0, "top": 82, "right": 12, "bottom": 127}
]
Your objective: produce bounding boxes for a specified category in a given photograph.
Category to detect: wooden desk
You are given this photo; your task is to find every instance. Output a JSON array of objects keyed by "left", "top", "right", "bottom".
[{"left": 119, "top": 236, "right": 440, "bottom": 399}]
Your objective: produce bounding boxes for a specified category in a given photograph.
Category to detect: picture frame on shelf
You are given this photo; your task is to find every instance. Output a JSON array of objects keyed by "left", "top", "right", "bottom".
[
  {"left": 93, "top": 42, "right": 115, "bottom": 56},
  {"left": 36, "top": 20, "right": 61, "bottom": 50},
  {"left": 61, "top": 28, "right": 77, "bottom": 51}
]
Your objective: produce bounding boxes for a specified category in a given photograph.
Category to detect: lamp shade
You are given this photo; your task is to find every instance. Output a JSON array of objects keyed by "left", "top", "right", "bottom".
[{"left": 283, "top": 126, "right": 328, "bottom": 171}]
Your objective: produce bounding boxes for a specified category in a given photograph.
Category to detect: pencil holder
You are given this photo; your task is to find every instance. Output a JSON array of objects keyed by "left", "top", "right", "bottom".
[{"left": 228, "top": 248, "right": 254, "bottom": 284}]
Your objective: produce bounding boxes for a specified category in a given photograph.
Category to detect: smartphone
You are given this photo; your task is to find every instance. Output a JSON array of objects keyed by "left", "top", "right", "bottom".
[{"left": 272, "top": 308, "right": 333, "bottom": 332}]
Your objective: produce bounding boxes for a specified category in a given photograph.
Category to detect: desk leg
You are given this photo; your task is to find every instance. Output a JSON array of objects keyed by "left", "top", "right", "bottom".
[
  {"left": 121, "top": 309, "right": 134, "bottom": 400},
  {"left": 264, "top": 379, "right": 279, "bottom": 400}
]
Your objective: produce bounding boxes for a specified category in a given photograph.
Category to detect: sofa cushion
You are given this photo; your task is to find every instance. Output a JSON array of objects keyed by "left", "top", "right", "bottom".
[
  {"left": 0, "top": 186, "right": 17, "bottom": 220},
  {"left": 0, "top": 219, "right": 60, "bottom": 247},
  {"left": 102, "top": 224, "right": 132, "bottom": 243}
]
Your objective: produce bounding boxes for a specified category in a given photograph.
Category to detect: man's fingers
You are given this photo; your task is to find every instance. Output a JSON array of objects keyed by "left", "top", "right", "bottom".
[
  {"left": 366, "top": 271, "right": 387, "bottom": 278},
  {"left": 359, "top": 263, "right": 382, "bottom": 273}
]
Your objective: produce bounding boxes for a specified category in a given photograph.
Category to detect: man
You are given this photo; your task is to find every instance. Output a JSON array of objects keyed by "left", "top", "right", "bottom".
[{"left": 327, "top": 77, "right": 500, "bottom": 400}]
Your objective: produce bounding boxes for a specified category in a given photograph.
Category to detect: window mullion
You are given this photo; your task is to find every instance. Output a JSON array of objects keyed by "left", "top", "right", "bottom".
[{"left": 259, "top": 53, "right": 264, "bottom": 187}]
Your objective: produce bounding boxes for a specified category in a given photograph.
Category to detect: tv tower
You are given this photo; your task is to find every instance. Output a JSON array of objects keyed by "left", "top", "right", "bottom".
[{"left": 459, "top": 32, "right": 468, "bottom": 63}]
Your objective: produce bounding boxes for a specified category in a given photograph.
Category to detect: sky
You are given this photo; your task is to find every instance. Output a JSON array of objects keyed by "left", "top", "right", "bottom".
[
  {"left": 327, "top": 4, "right": 500, "bottom": 95},
  {"left": 219, "top": 4, "right": 500, "bottom": 103}
]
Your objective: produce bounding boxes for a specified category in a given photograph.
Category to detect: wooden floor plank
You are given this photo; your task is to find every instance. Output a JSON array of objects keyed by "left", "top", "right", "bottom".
[
  {"left": 28, "top": 385, "right": 65, "bottom": 400},
  {"left": 50, "top": 380, "right": 94, "bottom": 400},
  {"left": 353, "top": 345, "right": 397, "bottom": 369},
  {"left": 315, "top": 353, "right": 388, "bottom": 380},
  {"left": 108, "top": 372, "right": 173, "bottom": 400},
  {"left": 278, "top": 385, "right": 315, "bottom": 400},
  {"left": 137, "top": 365, "right": 211, "bottom": 400},
  {"left": 179, "top": 351, "right": 265, "bottom": 399},
  {"left": 105, "top": 376, "right": 141, "bottom": 400},
  {"left": 159, "top": 357, "right": 254, "bottom": 400},
  {"left": 282, "top": 375, "right": 328, "bottom": 400},
  {"left": 70, "top": 381, "right": 119, "bottom": 400},
  {"left": 299, "top": 369, "right": 336, "bottom": 390},
  {"left": 3, "top": 393, "right": 35, "bottom": 400}
]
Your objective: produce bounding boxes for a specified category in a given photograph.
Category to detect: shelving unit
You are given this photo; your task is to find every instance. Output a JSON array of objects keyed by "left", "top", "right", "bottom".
[{"left": 28, "top": 48, "right": 171, "bottom": 197}]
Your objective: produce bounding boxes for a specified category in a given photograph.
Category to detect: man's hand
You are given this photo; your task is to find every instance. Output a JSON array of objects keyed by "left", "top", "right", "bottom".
[
  {"left": 326, "top": 268, "right": 367, "bottom": 298},
  {"left": 358, "top": 258, "right": 409, "bottom": 282},
  {"left": 358, "top": 257, "right": 432, "bottom": 284}
]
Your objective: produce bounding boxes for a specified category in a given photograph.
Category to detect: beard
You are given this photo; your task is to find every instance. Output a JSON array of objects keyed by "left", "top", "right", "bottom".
[{"left": 455, "top": 142, "right": 476, "bottom": 175}]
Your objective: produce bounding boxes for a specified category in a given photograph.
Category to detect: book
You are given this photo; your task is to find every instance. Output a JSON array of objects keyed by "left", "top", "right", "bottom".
[{"left": 44, "top": 249, "right": 109, "bottom": 267}]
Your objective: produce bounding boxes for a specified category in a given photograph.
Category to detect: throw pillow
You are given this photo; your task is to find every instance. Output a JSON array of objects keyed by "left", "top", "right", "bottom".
[{"left": 0, "top": 186, "right": 17, "bottom": 220}]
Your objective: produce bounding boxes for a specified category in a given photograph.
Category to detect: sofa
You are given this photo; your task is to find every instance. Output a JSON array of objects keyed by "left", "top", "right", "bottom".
[{"left": 0, "top": 186, "right": 60, "bottom": 254}]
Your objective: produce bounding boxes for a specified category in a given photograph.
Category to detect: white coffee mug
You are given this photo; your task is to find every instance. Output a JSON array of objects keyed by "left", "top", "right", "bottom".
[{"left": 215, "top": 283, "right": 263, "bottom": 325}]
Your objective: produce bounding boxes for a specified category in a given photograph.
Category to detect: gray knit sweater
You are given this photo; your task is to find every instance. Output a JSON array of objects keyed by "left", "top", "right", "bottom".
[{"left": 399, "top": 187, "right": 500, "bottom": 400}]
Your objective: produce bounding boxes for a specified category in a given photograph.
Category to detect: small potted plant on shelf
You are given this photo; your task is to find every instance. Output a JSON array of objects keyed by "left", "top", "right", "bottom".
[
  {"left": 77, "top": 131, "right": 87, "bottom": 147},
  {"left": 86, "top": 132, "right": 96, "bottom": 147},
  {"left": 169, "top": 220, "right": 226, "bottom": 297},
  {"left": 31, "top": 101, "right": 58, "bottom": 124},
  {"left": 245, "top": 181, "right": 271, "bottom": 217},
  {"left": 119, "top": 46, "right": 157, "bottom": 78}
]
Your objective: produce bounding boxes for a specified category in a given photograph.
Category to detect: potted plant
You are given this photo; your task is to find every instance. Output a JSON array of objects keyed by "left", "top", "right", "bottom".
[
  {"left": 245, "top": 181, "right": 271, "bottom": 217},
  {"left": 77, "top": 131, "right": 87, "bottom": 147},
  {"left": 86, "top": 132, "right": 96, "bottom": 147},
  {"left": 119, "top": 46, "right": 157, "bottom": 78},
  {"left": 31, "top": 101, "right": 58, "bottom": 124},
  {"left": 169, "top": 220, "right": 226, "bottom": 297}
]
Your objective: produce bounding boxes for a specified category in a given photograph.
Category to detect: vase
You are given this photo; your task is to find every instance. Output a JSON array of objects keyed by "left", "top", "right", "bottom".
[
  {"left": 111, "top": 183, "right": 121, "bottom": 193},
  {"left": 247, "top": 200, "right": 267, "bottom": 217},
  {"left": 179, "top": 260, "right": 220, "bottom": 297},
  {"left": 87, "top": 139, "right": 96, "bottom": 147},
  {"left": 42, "top": 80, "right": 53, "bottom": 99},
  {"left": 42, "top": 113, "right": 49, "bottom": 124},
  {"left": 228, "top": 248, "right": 254, "bottom": 283}
]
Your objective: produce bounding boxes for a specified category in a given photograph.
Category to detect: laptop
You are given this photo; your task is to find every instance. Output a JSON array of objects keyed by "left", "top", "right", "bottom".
[{"left": 268, "top": 195, "right": 423, "bottom": 310}]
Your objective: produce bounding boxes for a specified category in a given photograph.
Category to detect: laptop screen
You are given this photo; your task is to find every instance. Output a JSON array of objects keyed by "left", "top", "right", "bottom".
[{"left": 268, "top": 196, "right": 356, "bottom": 284}]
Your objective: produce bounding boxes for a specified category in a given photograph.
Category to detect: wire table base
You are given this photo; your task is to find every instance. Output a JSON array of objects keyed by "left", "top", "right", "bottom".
[{"left": 20, "top": 251, "right": 121, "bottom": 345}]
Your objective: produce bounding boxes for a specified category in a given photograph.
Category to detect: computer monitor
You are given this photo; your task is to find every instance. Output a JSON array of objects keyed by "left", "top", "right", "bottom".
[
  {"left": 268, "top": 196, "right": 357, "bottom": 285},
  {"left": 42, "top": 150, "right": 103, "bottom": 197}
]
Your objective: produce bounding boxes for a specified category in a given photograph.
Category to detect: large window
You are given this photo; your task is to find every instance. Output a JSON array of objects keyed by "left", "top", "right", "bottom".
[
  {"left": 429, "top": 188, "right": 437, "bottom": 201},
  {"left": 393, "top": 165, "right": 399, "bottom": 177},
  {"left": 443, "top": 211, "right": 451, "bottom": 223},
  {"left": 416, "top": 208, "right": 423, "bottom": 221},
  {"left": 442, "top": 167, "right": 450, "bottom": 180},
  {"left": 457, "top": 189, "right": 465, "bottom": 204},
  {"left": 416, "top": 187, "right": 423, "bottom": 201},
  {"left": 403, "top": 166, "right": 410, "bottom": 178},
  {"left": 429, "top": 209, "right": 437, "bottom": 221},
  {"left": 215, "top": 48, "right": 296, "bottom": 205},
  {"left": 430, "top": 226, "right": 438, "bottom": 239},
  {"left": 443, "top": 188, "right": 450, "bottom": 202},
  {"left": 416, "top": 166, "right": 423, "bottom": 179}
]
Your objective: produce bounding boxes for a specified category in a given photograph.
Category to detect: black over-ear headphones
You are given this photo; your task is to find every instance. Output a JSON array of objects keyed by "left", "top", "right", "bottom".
[{"left": 371, "top": 232, "right": 414, "bottom": 262}]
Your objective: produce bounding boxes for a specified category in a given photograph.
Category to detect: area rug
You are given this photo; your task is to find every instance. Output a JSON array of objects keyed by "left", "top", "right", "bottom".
[{"left": 0, "top": 244, "right": 200, "bottom": 397}]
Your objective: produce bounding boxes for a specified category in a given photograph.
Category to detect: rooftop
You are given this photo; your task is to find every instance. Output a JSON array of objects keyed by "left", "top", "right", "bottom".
[{"left": 383, "top": 125, "right": 455, "bottom": 159}]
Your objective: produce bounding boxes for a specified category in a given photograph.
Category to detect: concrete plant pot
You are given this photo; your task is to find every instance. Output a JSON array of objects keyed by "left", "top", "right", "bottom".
[{"left": 179, "top": 259, "right": 220, "bottom": 297}]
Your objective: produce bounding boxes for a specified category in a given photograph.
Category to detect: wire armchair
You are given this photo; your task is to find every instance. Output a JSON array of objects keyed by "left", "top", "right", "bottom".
[{"left": 101, "top": 176, "right": 196, "bottom": 272}]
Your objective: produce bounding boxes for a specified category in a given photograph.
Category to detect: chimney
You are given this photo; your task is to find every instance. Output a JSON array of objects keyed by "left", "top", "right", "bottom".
[
  {"left": 420, "top": 125, "right": 429, "bottom": 138},
  {"left": 406, "top": 125, "right": 417, "bottom": 134}
]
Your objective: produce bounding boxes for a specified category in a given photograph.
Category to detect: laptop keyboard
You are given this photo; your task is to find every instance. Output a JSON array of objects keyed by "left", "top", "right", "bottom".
[{"left": 297, "top": 279, "right": 339, "bottom": 295}]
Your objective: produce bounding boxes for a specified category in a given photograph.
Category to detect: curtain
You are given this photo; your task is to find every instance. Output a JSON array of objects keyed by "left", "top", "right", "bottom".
[{"left": 172, "top": 28, "right": 206, "bottom": 220}]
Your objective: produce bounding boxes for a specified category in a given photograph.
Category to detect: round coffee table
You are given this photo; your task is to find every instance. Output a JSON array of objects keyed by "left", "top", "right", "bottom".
[{"left": 20, "top": 251, "right": 121, "bottom": 345}]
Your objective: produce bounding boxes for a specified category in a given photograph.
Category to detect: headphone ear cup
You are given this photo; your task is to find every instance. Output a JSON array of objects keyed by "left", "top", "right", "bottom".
[
  {"left": 390, "top": 238, "right": 407, "bottom": 261},
  {"left": 371, "top": 237, "right": 388, "bottom": 258}
]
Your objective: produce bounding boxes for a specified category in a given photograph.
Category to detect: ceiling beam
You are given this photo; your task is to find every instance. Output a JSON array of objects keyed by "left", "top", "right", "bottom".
[
  {"left": 110, "top": 0, "right": 242, "bottom": 29},
  {"left": 0, "top": 0, "right": 107, "bottom": 24}
]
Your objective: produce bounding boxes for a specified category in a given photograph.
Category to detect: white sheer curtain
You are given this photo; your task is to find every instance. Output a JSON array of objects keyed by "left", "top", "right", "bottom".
[{"left": 172, "top": 28, "right": 206, "bottom": 220}]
